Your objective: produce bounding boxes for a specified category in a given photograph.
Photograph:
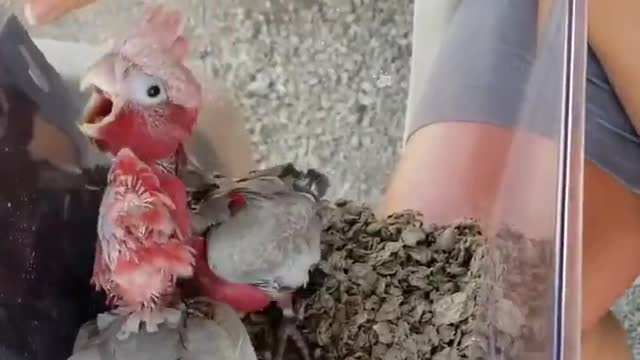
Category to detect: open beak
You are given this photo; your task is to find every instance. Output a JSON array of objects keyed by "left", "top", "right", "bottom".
[{"left": 78, "top": 54, "right": 120, "bottom": 138}]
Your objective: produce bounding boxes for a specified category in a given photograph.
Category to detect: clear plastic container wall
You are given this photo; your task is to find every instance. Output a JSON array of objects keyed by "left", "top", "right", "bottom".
[{"left": 0, "top": 0, "right": 585, "bottom": 359}]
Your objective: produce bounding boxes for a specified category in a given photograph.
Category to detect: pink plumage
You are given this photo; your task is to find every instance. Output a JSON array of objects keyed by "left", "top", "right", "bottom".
[
  {"left": 79, "top": 3, "right": 202, "bottom": 164},
  {"left": 91, "top": 148, "right": 194, "bottom": 312}
]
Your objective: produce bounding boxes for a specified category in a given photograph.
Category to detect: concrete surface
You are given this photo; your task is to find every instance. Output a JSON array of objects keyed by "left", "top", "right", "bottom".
[
  {"left": 2, "top": 0, "right": 412, "bottom": 203},
  {"left": 1, "top": 0, "right": 639, "bottom": 358}
]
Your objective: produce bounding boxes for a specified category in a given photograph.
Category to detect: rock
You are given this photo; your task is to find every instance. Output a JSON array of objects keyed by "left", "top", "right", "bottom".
[
  {"left": 435, "top": 227, "right": 458, "bottom": 251},
  {"left": 433, "top": 292, "right": 472, "bottom": 325},
  {"left": 400, "top": 227, "right": 425, "bottom": 246}
]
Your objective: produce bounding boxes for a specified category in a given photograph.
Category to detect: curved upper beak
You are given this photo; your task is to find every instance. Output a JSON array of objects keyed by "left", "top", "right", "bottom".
[
  {"left": 79, "top": 53, "right": 119, "bottom": 137},
  {"left": 79, "top": 53, "right": 118, "bottom": 93}
]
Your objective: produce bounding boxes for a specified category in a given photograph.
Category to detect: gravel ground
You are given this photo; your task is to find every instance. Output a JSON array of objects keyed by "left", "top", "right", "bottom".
[
  {"left": 2, "top": 0, "right": 412, "bottom": 203},
  {"left": 1, "top": 0, "right": 639, "bottom": 358}
]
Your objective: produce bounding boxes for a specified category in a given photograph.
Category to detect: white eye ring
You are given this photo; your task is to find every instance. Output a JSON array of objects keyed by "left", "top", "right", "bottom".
[{"left": 128, "top": 72, "right": 168, "bottom": 106}]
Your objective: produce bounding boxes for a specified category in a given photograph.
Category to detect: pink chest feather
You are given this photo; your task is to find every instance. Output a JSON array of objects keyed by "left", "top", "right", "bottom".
[
  {"left": 92, "top": 238, "right": 195, "bottom": 309},
  {"left": 98, "top": 103, "right": 196, "bottom": 162}
]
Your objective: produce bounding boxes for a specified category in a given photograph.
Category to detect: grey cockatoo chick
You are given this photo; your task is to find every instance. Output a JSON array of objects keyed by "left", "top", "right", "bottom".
[
  {"left": 189, "top": 163, "right": 331, "bottom": 360},
  {"left": 68, "top": 299, "right": 257, "bottom": 360}
]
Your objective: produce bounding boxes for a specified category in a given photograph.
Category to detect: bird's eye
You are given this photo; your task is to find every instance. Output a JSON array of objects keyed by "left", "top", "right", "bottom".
[
  {"left": 147, "top": 85, "right": 161, "bottom": 98},
  {"left": 129, "top": 72, "right": 168, "bottom": 106}
]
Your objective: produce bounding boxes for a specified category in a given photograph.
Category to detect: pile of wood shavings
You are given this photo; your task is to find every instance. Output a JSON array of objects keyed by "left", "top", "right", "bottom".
[
  {"left": 473, "top": 227, "right": 555, "bottom": 360},
  {"left": 243, "top": 200, "right": 489, "bottom": 360},
  {"left": 243, "top": 200, "right": 555, "bottom": 360}
]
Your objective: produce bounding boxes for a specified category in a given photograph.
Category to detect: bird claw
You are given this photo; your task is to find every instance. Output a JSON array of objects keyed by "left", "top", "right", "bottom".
[
  {"left": 117, "top": 312, "right": 142, "bottom": 340},
  {"left": 184, "top": 297, "right": 216, "bottom": 320},
  {"left": 144, "top": 307, "right": 183, "bottom": 333},
  {"left": 115, "top": 307, "right": 183, "bottom": 340},
  {"left": 273, "top": 315, "right": 311, "bottom": 360}
]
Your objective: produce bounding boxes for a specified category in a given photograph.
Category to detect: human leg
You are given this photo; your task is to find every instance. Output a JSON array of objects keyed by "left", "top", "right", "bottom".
[
  {"left": 385, "top": 0, "right": 640, "bottom": 357},
  {"left": 188, "top": 89, "right": 256, "bottom": 178},
  {"left": 383, "top": 120, "right": 640, "bottom": 337}
]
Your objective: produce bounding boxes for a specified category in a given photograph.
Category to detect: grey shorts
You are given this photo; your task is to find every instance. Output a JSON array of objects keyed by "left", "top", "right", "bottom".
[{"left": 407, "top": 0, "right": 640, "bottom": 193}]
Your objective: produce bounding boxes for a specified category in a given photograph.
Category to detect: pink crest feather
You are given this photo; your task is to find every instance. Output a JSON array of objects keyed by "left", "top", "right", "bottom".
[
  {"left": 112, "top": 2, "right": 202, "bottom": 110},
  {"left": 134, "top": 3, "right": 189, "bottom": 60}
]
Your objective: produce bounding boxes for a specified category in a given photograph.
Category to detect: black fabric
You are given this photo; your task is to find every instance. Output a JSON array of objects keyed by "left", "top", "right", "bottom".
[
  {"left": 0, "top": 14, "right": 106, "bottom": 360},
  {"left": 0, "top": 14, "right": 90, "bottom": 167}
]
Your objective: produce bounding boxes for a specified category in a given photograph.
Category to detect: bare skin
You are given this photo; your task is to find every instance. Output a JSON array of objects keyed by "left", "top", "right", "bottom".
[
  {"left": 385, "top": 125, "right": 640, "bottom": 358},
  {"left": 23, "top": 0, "right": 96, "bottom": 25},
  {"left": 273, "top": 295, "right": 311, "bottom": 360},
  {"left": 582, "top": 311, "right": 633, "bottom": 360},
  {"left": 189, "top": 88, "right": 256, "bottom": 178},
  {"left": 385, "top": 1, "right": 640, "bottom": 359}
]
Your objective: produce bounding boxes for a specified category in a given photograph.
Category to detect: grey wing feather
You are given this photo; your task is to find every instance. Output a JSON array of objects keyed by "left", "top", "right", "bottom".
[
  {"left": 244, "top": 163, "right": 295, "bottom": 179},
  {"left": 246, "top": 163, "right": 330, "bottom": 199},
  {"left": 237, "top": 163, "right": 328, "bottom": 197},
  {"left": 191, "top": 175, "right": 289, "bottom": 232},
  {"left": 234, "top": 176, "right": 291, "bottom": 197},
  {"left": 191, "top": 193, "right": 233, "bottom": 232},
  {"left": 198, "top": 162, "right": 329, "bottom": 202},
  {"left": 206, "top": 193, "right": 322, "bottom": 290},
  {"left": 200, "top": 163, "right": 328, "bottom": 289}
]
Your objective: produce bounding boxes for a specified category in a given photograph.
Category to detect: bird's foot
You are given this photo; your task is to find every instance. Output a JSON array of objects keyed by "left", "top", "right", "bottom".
[
  {"left": 184, "top": 297, "right": 216, "bottom": 319},
  {"left": 116, "top": 311, "right": 142, "bottom": 340},
  {"left": 146, "top": 307, "right": 183, "bottom": 332},
  {"left": 273, "top": 314, "right": 311, "bottom": 360}
]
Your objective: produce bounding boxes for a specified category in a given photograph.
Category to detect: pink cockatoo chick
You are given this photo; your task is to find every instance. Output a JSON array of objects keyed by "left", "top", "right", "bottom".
[
  {"left": 189, "top": 163, "right": 331, "bottom": 360},
  {"left": 91, "top": 147, "right": 195, "bottom": 340},
  {"left": 78, "top": 3, "right": 202, "bottom": 165}
]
